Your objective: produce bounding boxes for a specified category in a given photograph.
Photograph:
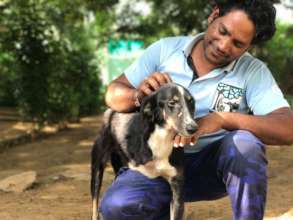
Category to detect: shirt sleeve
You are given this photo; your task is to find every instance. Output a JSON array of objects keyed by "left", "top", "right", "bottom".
[
  {"left": 124, "top": 39, "right": 162, "bottom": 88},
  {"left": 246, "top": 63, "right": 289, "bottom": 115}
]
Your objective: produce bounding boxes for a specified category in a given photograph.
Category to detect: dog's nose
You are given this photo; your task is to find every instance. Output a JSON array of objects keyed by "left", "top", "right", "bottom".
[{"left": 186, "top": 123, "right": 198, "bottom": 134}]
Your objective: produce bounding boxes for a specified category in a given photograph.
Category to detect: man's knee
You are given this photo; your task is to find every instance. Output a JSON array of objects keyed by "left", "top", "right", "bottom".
[
  {"left": 99, "top": 169, "right": 171, "bottom": 220},
  {"left": 218, "top": 131, "right": 267, "bottom": 219},
  {"left": 100, "top": 191, "right": 147, "bottom": 219},
  {"left": 218, "top": 130, "right": 268, "bottom": 177},
  {"left": 221, "top": 130, "right": 266, "bottom": 162},
  {"left": 100, "top": 189, "right": 170, "bottom": 220}
]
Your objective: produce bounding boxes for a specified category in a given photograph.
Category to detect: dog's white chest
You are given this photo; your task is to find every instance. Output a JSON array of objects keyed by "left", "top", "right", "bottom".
[
  {"left": 130, "top": 125, "right": 176, "bottom": 180},
  {"left": 148, "top": 125, "right": 174, "bottom": 159}
]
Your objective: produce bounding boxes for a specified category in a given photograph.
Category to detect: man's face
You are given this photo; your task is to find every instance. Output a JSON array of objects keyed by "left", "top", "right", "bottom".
[{"left": 203, "top": 9, "right": 255, "bottom": 66}]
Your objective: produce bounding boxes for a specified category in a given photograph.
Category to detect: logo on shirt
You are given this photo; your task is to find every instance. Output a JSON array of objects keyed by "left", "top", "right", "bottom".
[{"left": 212, "top": 83, "right": 244, "bottom": 112}]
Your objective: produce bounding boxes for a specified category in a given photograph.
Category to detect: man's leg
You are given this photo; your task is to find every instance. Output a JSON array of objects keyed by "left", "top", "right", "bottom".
[
  {"left": 218, "top": 130, "right": 267, "bottom": 220},
  {"left": 184, "top": 130, "right": 267, "bottom": 220},
  {"left": 100, "top": 168, "right": 171, "bottom": 220},
  {"left": 100, "top": 130, "right": 267, "bottom": 220}
]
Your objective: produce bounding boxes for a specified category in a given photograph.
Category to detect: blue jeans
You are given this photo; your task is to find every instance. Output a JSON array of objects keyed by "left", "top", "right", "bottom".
[{"left": 100, "top": 130, "right": 267, "bottom": 220}]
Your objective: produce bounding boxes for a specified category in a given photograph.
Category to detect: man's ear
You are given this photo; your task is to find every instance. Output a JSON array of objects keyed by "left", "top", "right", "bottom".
[{"left": 208, "top": 7, "right": 220, "bottom": 24}]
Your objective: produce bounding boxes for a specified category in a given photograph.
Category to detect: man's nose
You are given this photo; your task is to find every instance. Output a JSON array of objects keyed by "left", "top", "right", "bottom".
[{"left": 217, "top": 38, "right": 230, "bottom": 55}]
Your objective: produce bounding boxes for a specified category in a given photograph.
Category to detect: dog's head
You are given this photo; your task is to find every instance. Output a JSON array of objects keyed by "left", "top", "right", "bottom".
[{"left": 140, "top": 83, "right": 198, "bottom": 137}]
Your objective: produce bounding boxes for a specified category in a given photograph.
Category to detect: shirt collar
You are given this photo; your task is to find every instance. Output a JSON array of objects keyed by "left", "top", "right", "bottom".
[
  {"left": 182, "top": 33, "right": 204, "bottom": 57},
  {"left": 220, "top": 59, "right": 237, "bottom": 73},
  {"left": 182, "top": 33, "right": 237, "bottom": 73}
]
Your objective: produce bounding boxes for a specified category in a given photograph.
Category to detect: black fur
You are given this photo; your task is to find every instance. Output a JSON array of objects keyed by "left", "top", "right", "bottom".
[{"left": 91, "top": 83, "right": 197, "bottom": 220}]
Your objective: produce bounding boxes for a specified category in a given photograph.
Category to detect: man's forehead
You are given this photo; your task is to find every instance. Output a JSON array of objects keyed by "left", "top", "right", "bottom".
[{"left": 218, "top": 10, "right": 255, "bottom": 44}]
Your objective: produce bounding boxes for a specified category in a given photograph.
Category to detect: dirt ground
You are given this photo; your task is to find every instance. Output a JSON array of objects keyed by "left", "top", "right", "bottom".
[{"left": 0, "top": 114, "right": 292, "bottom": 220}]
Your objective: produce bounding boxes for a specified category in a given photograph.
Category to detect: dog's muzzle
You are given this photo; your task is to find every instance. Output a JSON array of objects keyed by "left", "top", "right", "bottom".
[{"left": 186, "top": 122, "right": 198, "bottom": 135}]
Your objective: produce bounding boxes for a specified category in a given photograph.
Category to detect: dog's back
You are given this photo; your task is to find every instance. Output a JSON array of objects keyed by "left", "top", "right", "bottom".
[
  {"left": 90, "top": 108, "right": 155, "bottom": 220},
  {"left": 91, "top": 109, "right": 133, "bottom": 195}
]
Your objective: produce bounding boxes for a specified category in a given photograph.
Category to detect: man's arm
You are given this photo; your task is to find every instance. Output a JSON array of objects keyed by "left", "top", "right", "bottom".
[
  {"left": 175, "top": 107, "right": 293, "bottom": 147},
  {"left": 217, "top": 107, "right": 293, "bottom": 145},
  {"left": 105, "top": 74, "right": 138, "bottom": 112},
  {"left": 105, "top": 73, "right": 172, "bottom": 112},
  {"left": 186, "top": 107, "right": 293, "bottom": 146}
]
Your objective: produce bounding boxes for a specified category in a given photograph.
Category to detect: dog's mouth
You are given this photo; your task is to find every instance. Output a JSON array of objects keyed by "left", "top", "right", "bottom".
[
  {"left": 177, "top": 126, "right": 198, "bottom": 137},
  {"left": 164, "top": 112, "right": 198, "bottom": 137},
  {"left": 183, "top": 123, "right": 198, "bottom": 136}
]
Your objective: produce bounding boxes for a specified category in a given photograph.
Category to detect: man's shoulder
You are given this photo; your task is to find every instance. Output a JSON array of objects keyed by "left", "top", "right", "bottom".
[
  {"left": 237, "top": 52, "right": 268, "bottom": 71},
  {"left": 148, "top": 36, "right": 192, "bottom": 62},
  {"left": 232, "top": 53, "right": 274, "bottom": 84},
  {"left": 160, "top": 36, "right": 192, "bottom": 43},
  {"left": 159, "top": 36, "right": 192, "bottom": 50}
]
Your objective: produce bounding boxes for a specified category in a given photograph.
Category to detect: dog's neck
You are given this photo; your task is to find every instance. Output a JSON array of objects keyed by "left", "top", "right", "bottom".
[
  {"left": 129, "top": 124, "right": 177, "bottom": 179},
  {"left": 147, "top": 124, "right": 175, "bottom": 160}
]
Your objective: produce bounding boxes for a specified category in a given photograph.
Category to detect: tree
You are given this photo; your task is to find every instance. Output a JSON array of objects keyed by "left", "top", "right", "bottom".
[
  {"left": 98, "top": 0, "right": 212, "bottom": 45},
  {"left": 0, "top": 0, "right": 107, "bottom": 126},
  {"left": 253, "top": 22, "right": 293, "bottom": 94}
]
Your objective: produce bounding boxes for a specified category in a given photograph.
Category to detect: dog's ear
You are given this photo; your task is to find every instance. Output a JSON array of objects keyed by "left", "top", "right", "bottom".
[{"left": 140, "top": 93, "right": 157, "bottom": 119}]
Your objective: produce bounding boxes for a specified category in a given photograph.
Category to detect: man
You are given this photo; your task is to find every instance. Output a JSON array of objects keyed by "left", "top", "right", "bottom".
[{"left": 100, "top": 0, "right": 293, "bottom": 219}]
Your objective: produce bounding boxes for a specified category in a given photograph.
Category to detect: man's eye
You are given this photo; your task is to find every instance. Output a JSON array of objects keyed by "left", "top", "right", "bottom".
[
  {"left": 219, "top": 27, "right": 227, "bottom": 35},
  {"left": 234, "top": 42, "right": 244, "bottom": 49}
]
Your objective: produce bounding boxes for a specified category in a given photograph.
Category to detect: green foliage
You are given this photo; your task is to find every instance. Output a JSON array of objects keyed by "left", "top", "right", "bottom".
[
  {"left": 97, "top": 0, "right": 213, "bottom": 45},
  {"left": 47, "top": 24, "right": 103, "bottom": 122},
  {"left": 0, "top": 51, "right": 16, "bottom": 106},
  {"left": 252, "top": 22, "right": 293, "bottom": 94},
  {"left": 1, "top": 0, "right": 292, "bottom": 126},
  {"left": 140, "top": 0, "right": 212, "bottom": 43},
  {"left": 95, "top": 9, "right": 117, "bottom": 45},
  {"left": 1, "top": 0, "right": 56, "bottom": 122},
  {"left": 0, "top": 0, "right": 104, "bottom": 125}
]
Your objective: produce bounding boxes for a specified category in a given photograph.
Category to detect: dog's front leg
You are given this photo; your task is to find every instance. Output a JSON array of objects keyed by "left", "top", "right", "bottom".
[{"left": 170, "top": 174, "right": 184, "bottom": 220}]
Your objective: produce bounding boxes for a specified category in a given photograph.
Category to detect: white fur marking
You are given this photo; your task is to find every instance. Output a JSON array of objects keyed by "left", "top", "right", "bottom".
[
  {"left": 92, "top": 198, "right": 97, "bottom": 220},
  {"left": 176, "top": 85, "right": 195, "bottom": 125},
  {"left": 148, "top": 125, "right": 174, "bottom": 159},
  {"left": 177, "top": 85, "right": 185, "bottom": 98},
  {"left": 130, "top": 125, "right": 177, "bottom": 179}
]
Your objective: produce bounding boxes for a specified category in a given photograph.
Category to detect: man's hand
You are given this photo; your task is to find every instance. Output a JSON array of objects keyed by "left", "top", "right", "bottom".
[
  {"left": 106, "top": 73, "right": 171, "bottom": 112},
  {"left": 174, "top": 112, "right": 225, "bottom": 147},
  {"left": 137, "top": 72, "right": 172, "bottom": 97}
]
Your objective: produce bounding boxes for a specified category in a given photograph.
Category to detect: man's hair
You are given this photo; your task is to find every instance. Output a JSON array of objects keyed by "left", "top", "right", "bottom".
[{"left": 214, "top": 0, "right": 276, "bottom": 44}]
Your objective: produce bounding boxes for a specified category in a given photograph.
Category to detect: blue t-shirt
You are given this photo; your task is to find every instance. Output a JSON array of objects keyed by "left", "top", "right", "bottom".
[{"left": 124, "top": 33, "right": 290, "bottom": 153}]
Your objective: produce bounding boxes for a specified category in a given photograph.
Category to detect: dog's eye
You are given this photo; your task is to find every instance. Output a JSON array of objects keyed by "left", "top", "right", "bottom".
[{"left": 167, "top": 100, "right": 177, "bottom": 107}]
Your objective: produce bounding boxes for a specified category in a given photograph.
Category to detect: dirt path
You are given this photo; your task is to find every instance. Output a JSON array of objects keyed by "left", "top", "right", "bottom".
[{"left": 0, "top": 114, "right": 292, "bottom": 220}]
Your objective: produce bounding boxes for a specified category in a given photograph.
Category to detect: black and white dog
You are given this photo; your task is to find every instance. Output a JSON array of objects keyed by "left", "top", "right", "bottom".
[{"left": 91, "top": 83, "right": 198, "bottom": 220}]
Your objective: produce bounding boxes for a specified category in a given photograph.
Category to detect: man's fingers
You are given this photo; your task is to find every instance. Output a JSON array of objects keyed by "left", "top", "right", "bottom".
[
  {"left": 138, "top": 72, "right": 172, "bottom": 97},
  {"left": 180, "top": 136, "right": 192, "bottom": 147},
  {"left": 146, "top": 77, "right": 160, "bottom": 91},
  {"left": 153, "top": 72, "right": 172, "bottom": 85},
  {"left": 162, "top": 73, "right": 172, "bottom": 83},
  {"left": 191, "top": 135, "right": 197, "bottom": 145},
  {"left": 140, "top": 83, "right": 153, "bottom": 96},
  {"left": 174, "top": 135, "right": 181, "bottom": 147},
  {"left": 191, "top": 130, "right": 203, "bottom": 145},
  {"left": 174, "top": 135, "right": 193, "bottom": 148}
]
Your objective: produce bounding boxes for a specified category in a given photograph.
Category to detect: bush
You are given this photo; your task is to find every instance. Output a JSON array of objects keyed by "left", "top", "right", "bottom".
[
  {"left": 253, "top": 22, "right": 293, "bottom": 95},
  {"left": 47, "top": 25, "right": 104, "bottom": 122},
  {"left": 0, "top": 52, "right": 17, "bottom": 106},
  {"left": 0, "top": 0, "right": 104, "bottom": 126}
]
